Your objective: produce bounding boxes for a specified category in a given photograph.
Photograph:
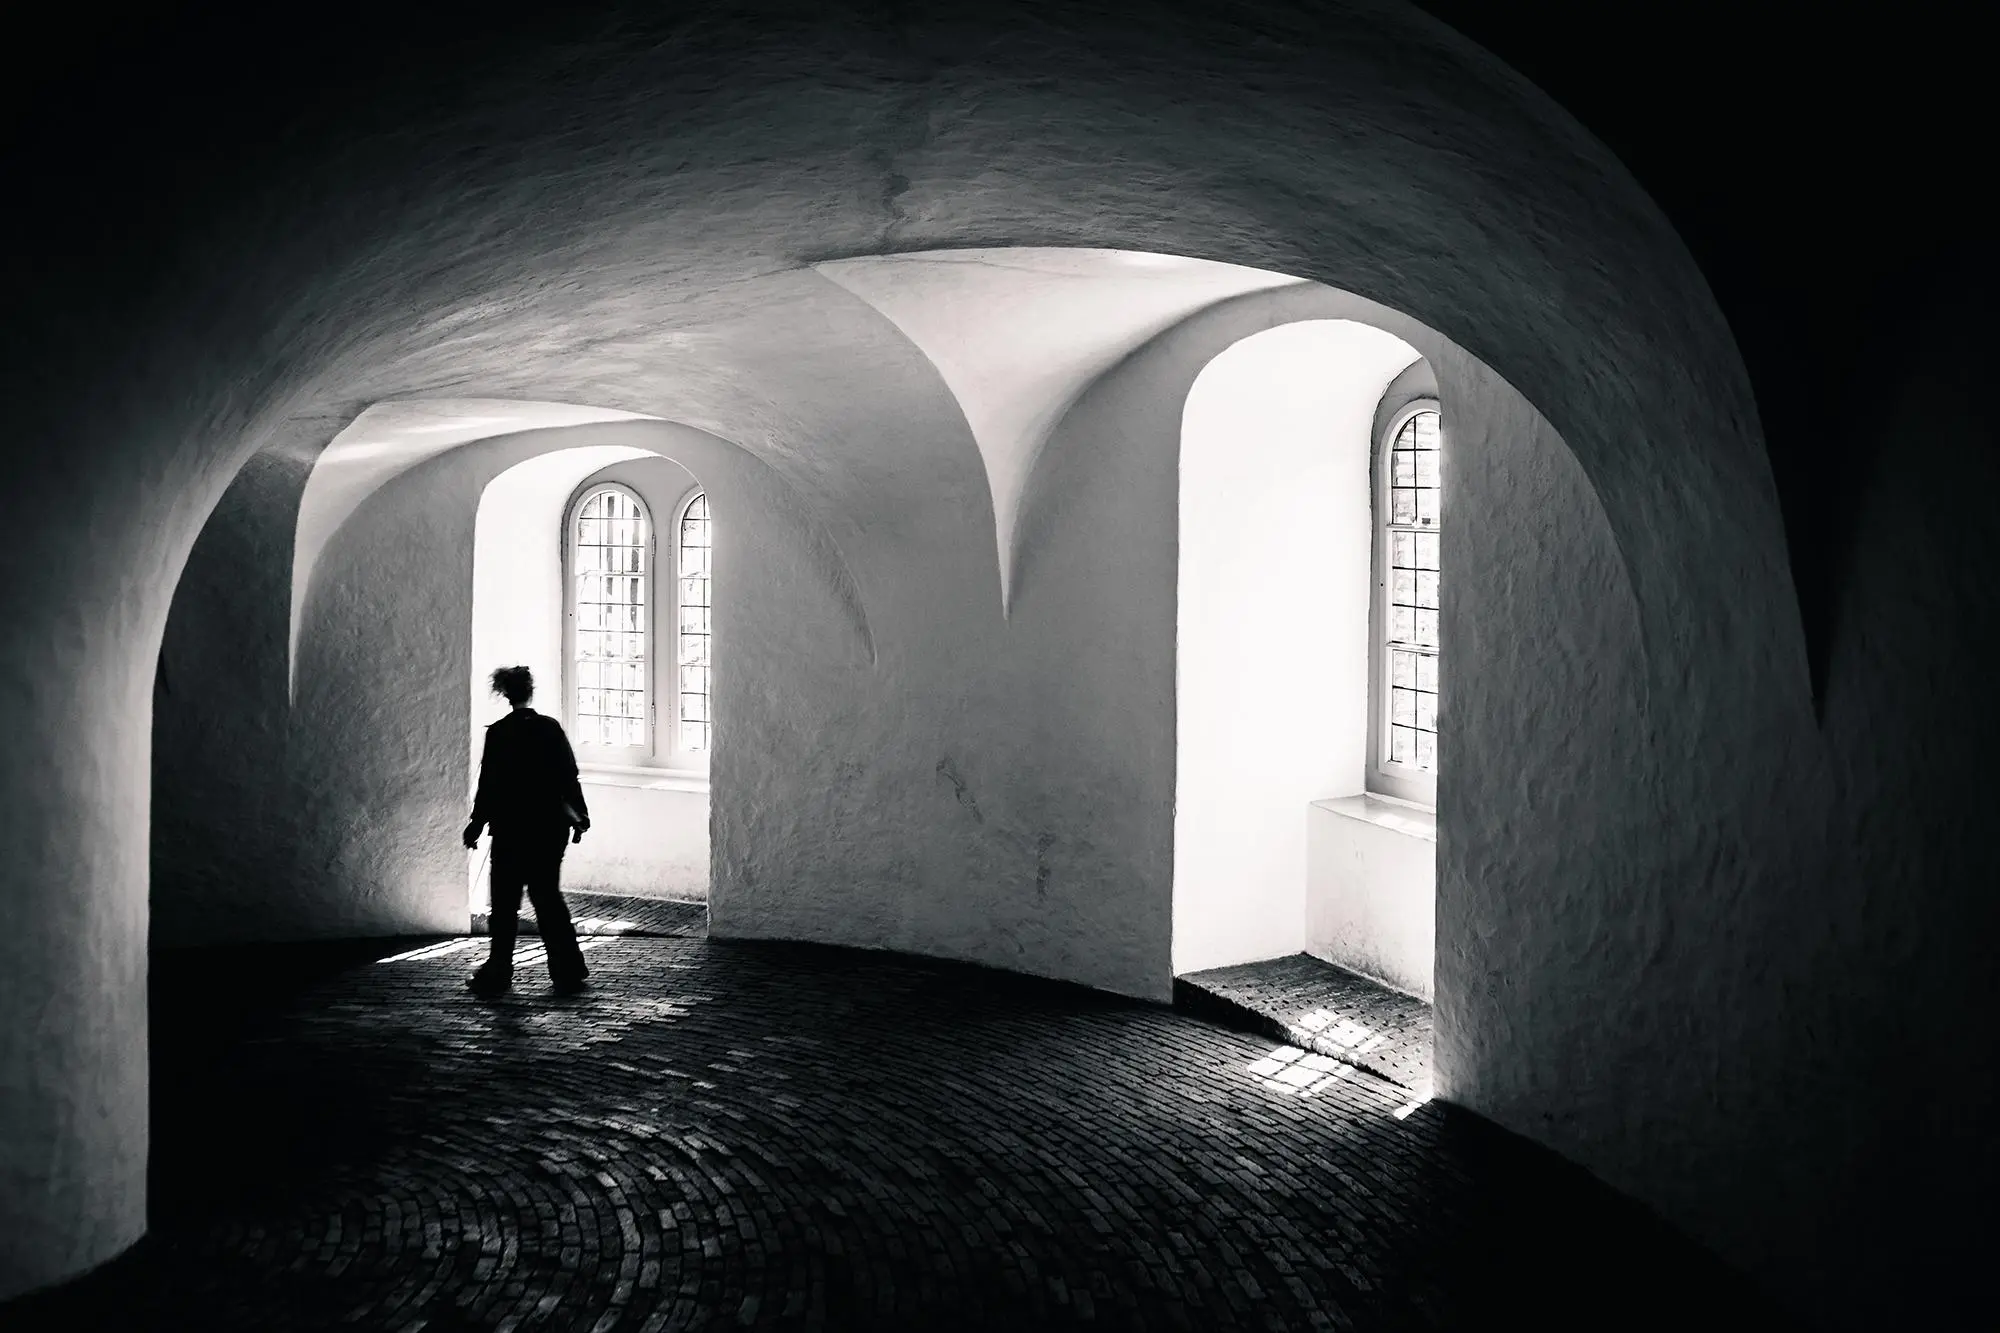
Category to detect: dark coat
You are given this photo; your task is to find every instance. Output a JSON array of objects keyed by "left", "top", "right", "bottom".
[{"left": 469, "top": 709, "right": 589, "bottom": 837}]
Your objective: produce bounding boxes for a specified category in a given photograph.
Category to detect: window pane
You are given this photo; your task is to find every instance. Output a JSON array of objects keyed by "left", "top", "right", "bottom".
[
  {"left": 676, "top": 492, "right": 715, "bottom": 753},
  {"left": 1411, "top": 411, "right": 1440, "bottom": 450},
  {"left": 572, "top": 487, "right": 649, "bottom": 750},
  {"left": 1380, "top": 411, "right": 1442, "bottom": 783}
]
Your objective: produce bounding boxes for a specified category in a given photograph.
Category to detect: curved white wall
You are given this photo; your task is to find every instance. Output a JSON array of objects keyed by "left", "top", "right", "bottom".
[
  {"left": 1173, "top": 321, "right": 1421, "bottom": 974},
  {"left": 819, "top": 249, "right": 1303, "bottom": 608},
  {"left": 294, "top": 401, "right": 657, "bottom": 683}
]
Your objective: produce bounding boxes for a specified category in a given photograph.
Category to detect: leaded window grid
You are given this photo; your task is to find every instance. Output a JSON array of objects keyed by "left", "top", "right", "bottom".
[
  {"left": 676, "top": 492, "right": 712, "bottom": 754},
  {"left": 570, "top": 484, "right": 652, "bottom": 752},
  {"left": 1381, "top": 405, "right": 1442, "bottom": 778}
]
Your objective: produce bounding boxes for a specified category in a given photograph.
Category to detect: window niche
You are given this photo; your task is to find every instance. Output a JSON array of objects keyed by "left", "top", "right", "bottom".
[
  {"left": 1367, "top": 364, "right": 1443, "bottom": 811},
  {"left": 563, "top": 459, "right": 710, "bottom": 773}
]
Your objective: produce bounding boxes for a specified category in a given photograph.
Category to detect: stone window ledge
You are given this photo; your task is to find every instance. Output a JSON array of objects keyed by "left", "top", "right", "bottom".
[
  {"left": 1312, "top": 793, "right": 1436, "bottom": 843},
  {"left": 580, "top": 764, "right": 710, "bottom": 794}
]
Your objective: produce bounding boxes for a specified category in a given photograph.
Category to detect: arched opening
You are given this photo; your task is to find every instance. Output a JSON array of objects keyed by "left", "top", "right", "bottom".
[
  {"left": 1172, "top": 319, "right": 1432, "bottom": 985},
  {"left": 470, "top": 448, "right": 713, "bottom": 927}
]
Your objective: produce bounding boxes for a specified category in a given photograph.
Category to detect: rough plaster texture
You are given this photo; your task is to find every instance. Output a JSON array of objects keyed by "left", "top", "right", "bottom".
[
  {"left": 296, "top": 401, "right": 654, "bottom": 683},
  {"left": 563, "top": 779, "right": 711, "bottom": 903},
  {"left": 1307, "top": 801, "right": 1437, "bottom": 1001},
  {"left": 8, "top": 3, "right": 1973, "bottom": 1326},
  {"left": 1173, "top": 320, "right": 1419, "bottom": 975}
]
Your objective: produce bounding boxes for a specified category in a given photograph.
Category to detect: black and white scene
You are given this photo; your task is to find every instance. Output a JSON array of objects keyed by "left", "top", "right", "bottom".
[{"left": 1, "top": 1, "right": 1989, "bottom": 1329}]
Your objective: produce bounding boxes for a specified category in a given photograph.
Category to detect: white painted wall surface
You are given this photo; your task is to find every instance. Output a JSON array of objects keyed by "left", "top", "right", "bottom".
[
  {"left": 818, "top": 250, "right": 1300, "bottom": 607},
  {"left": 1306, "top": 799, "right": 1436, "bottom": 1001},
  {"left": 295, "top": 401, "right": 656, "bottom": 682},
  {"left": 566, "top": 778, "right": 710, "bottom": 901},
  {"left": 1173, "top": 320, "right": 1420, "bottom": 975}
]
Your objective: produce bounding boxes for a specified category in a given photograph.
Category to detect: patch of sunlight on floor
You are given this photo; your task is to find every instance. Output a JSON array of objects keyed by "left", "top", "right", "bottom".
[
  {"left": 571, "top": 918, "right": 644, "bottom": 934},
  {"left": 377, "top": 939, "right": 480, "bottom": 964},
  {"left": 1291, "top": 1008, "right": 1386, "bottom": 1055},
  {"left": 378, "top": 939, "right": 607, "bottom": 967},
  {"left": 1244, "top": 1045, "right": 1353, "bottom": 1097}
]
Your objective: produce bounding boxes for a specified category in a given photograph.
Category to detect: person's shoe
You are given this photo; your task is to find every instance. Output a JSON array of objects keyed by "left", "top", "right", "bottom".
[
  {"left": 467, "top": 965, "right": 512, "bottom": 997},
  {"left": 550, "top": 972, "right": 588, "bottom": 997}
]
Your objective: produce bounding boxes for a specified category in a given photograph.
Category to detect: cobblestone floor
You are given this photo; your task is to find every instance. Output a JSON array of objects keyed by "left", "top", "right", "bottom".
[
  {"left": 1176, "top": 955, "right": 1434, "bottom": 1093},
  {"left": 2, "top": 938, "right": 1779, "bottom": 1332}
]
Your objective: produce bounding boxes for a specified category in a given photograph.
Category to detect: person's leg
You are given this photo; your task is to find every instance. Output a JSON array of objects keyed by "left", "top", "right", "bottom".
[
  {"left": 474, "top": 840, "right": 527, "bottom": 990},
  {"left": 526, "top": 837, "right": 587, "bottom": 987}
]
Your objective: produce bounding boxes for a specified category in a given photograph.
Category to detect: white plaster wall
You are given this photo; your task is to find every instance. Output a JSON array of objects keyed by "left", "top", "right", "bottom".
[
  {"left": 565, "top": 779, "right": 710, "bottom": 901},
  {"left": 297, "top": 401, "right": 654, "bottom": 680},
  {"left": 818, "top": 250, "right": 1301, "bottom": 608},
  {"left": 1306, "top": 802, "right": 1436, "bottom": 1001},
  {"left": 1172, "top": 321, "right": 1419, "bottom": 974}
]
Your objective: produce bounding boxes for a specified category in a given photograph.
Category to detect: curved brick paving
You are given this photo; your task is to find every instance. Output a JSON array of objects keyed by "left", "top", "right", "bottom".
[{"left": 3, "top": 937, "right": 1782, "bottom": 1331}]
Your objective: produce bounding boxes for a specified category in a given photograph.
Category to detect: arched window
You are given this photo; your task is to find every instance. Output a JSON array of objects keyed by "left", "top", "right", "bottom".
[
  {"left": 676, "top": 492, "right": 712, "bottom": 753},
  {"left": 571, "top": 485, "right": 651, "bottom": 753},
  {"left": 1370, "top": 402, "right": 1442, "bottom": 805}
]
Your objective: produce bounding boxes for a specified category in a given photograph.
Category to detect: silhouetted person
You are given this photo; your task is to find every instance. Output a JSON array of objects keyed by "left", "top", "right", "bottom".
[{"left": 463, "top": 666, "right": 592, "bottom": 996}]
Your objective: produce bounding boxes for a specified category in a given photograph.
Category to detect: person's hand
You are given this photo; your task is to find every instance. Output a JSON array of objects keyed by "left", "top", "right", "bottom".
[
  {"left": 570, "top": 817, "right": 590, "bottom": 845},
  {"left": 463, "top": 819, "right": 483, "bottom": 850}
]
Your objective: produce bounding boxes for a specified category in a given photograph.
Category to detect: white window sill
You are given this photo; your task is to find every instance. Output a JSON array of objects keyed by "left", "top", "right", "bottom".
[
  {"left": 580, "top": 763, "right": 710, "bottom": 794},
  {"left": 1312, "top": 793, "right": 1436, "bottom": 843}
]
